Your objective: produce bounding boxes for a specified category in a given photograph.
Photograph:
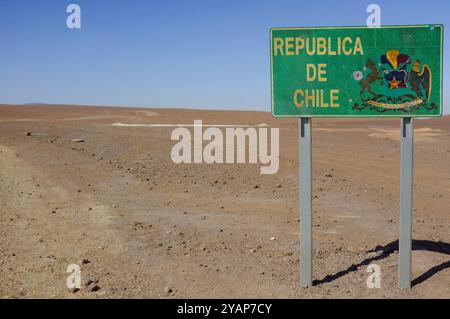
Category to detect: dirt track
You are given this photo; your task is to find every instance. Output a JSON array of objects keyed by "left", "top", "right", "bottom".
[{"left": 0, "top": 104, "right": 449, "bottom": 298}]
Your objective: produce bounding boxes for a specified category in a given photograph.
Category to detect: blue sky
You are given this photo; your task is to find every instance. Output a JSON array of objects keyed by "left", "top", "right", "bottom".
[{"left": 0, "top": 0, "right": 448, "bottom": 112}]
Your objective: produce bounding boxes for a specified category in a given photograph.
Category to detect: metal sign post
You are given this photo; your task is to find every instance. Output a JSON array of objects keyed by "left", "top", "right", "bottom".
[
  {"left": 399, "top": 117, "right": 414, "bottom": 288},
  {"left": 299, "top": 117, "right": 312, "bottom": 287}
]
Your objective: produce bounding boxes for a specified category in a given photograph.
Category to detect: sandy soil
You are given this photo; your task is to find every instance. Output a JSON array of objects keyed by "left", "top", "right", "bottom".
[{"left": 0, "top": 104, "right": 449, "bottom": 299}]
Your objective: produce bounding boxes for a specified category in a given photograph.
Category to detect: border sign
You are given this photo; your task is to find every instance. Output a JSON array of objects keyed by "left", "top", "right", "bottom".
[
  {"left": 271, "top": 25, "right": 443, "bottom": 117},
  {"left": 271, "top": 24, "right": 444, "bottom": 290}
]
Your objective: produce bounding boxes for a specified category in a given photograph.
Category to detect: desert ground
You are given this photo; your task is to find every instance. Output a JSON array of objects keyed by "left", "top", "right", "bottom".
[{"left": 0, "top": 104, "right": 448, "bottom": 299}]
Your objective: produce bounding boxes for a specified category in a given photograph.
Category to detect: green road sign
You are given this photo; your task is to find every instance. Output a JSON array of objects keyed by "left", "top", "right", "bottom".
[{"left": 270, "top": 25, "right": 443, "bottom": 118}]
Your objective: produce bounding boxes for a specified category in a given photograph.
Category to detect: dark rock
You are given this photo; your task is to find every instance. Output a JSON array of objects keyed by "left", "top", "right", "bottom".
[
  {"left": 164, "top": 286, "right": 173, "bottom": 294},
  {"left": 84, "top": 279, "right": 100, "bottom": 292},
  {"left": 81, "top": 258, "right": 90, "bottom": 265},
  {"left": 87, "top": 284, "right": 100, "bottom": 292}
]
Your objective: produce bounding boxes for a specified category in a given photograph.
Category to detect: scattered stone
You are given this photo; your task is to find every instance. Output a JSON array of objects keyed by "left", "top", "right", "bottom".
[
  {"left": 81, "top": 258, "right": 90, "bottom": 265},
  {"left": 85, "top": 279, "right": 97, "bottom": 286},
  {"left": 24, "top": 132, "right": 47, "bottom": 137},
  {"left": 85, "top": 279, "right": 100, "bottom": 292},
  {"left": 71, "top": 139, "right": 85, "bottom": 143},
  {"left": 87, "top": 284, "right": 100, "bottom": 292},
  {"left": 254, "top": 184, "right": 260, "bottom": 189},
  {"left": 270, "top": 237, "right": 276, "bottom": 241},
  {"left": 325, "top": 173, "right": 333, "bottom": 178},
  {"left": 276, "top": 183, "right": 282, "bottom": 188},
  {"left": 164, "top": 286, "right": 173, "bottom": 294},
  {"left": 69, "top": 287, "right": 79, "bottom": 293},
  {"left": 133, "top": 221, "right": 144, "bottom": 228},
  {"left": 431, "top": 235, "right": 440, "bottom": 242},
  {"left": 249, "top": 249, "right": 256, "bottom": 253}
]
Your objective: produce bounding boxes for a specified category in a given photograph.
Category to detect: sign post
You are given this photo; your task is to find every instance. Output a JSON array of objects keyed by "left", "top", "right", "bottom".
[
  {"left": 299, "top": 117, "right": 312, "bottom": 287},
  {"left": 399, "top": 117, "right": 414, "bottom": 288},
  {"left": 270, "top": 25, "right": 443, "bottom": 288}
]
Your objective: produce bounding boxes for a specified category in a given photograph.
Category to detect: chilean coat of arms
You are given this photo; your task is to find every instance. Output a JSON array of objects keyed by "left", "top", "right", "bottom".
[{"left": 352, "top": 49, "right": 436, "bottom": 113}]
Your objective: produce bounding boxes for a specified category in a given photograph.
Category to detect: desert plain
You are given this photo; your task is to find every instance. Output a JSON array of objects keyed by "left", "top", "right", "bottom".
[{"left": 0, "top": 104, "right": 449, "bottom": 298}]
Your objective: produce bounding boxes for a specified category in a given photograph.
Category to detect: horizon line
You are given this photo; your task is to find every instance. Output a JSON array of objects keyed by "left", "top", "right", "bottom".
[
  {"left": 0, "top": 102, "right": 270, "bottom": 113},
  {"left": 1, "top": 102, "right": 449, "bottom": 116}
]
